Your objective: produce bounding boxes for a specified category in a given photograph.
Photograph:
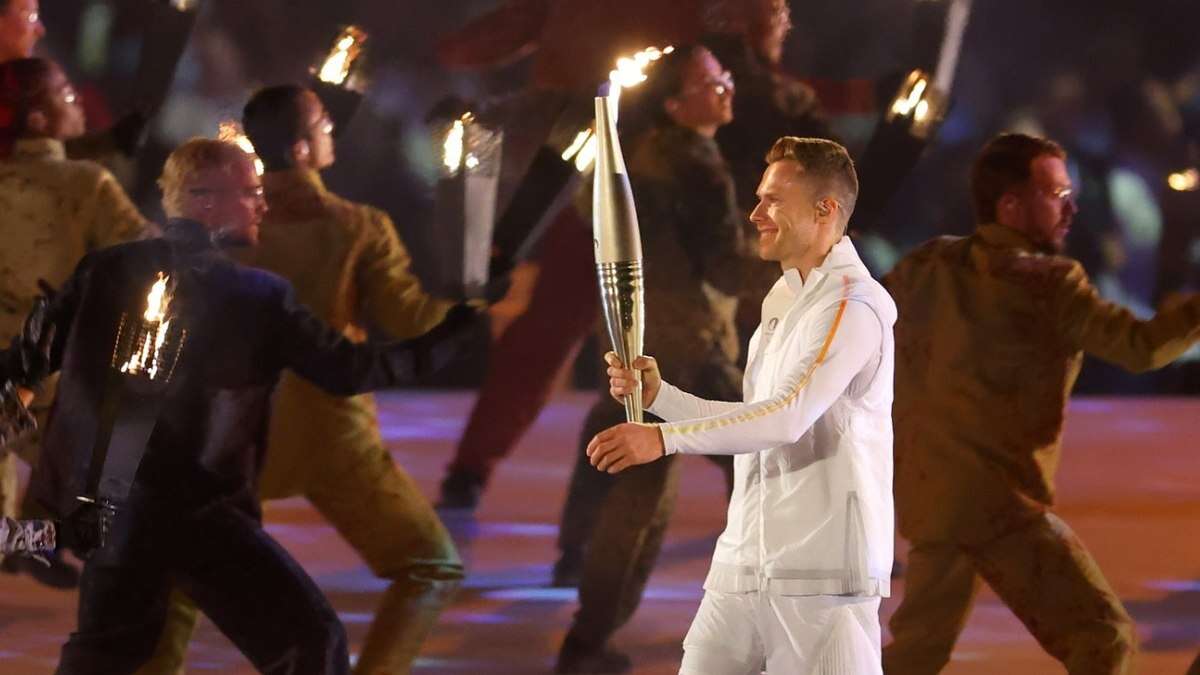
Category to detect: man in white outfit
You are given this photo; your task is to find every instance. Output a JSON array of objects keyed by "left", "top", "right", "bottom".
[{"left": 589, "top": 136, "right": 895, "bottom": 674}]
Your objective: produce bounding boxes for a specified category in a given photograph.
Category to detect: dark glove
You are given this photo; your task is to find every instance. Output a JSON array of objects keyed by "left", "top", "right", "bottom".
[
  {"left": 409, "top": 303, "right": 488, "bottom": 378},
  {"left": 7, "top": 289, "right": 56, "bottom": 389},
  {"left": 58, "top": 498, "right": 117, "bottom": 559}
]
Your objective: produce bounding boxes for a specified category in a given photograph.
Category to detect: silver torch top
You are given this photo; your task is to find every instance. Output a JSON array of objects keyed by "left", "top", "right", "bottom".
[{"left": 592, "top": 96, "right": 643, "bottom": 265}]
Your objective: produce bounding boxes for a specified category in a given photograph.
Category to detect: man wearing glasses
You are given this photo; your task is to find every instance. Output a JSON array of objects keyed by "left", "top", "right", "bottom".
[
  {"left": 1, "top": 136, "right": 482, "bottom": 674},
  {"left": 882, "top": 133, "right": 1200, "bottom": 674},
  {"left": 0, "top": 57, "right": 150, "bottom": 588},
  {"left": 140, "top": 85, "right": 469, "bottom": 675}
]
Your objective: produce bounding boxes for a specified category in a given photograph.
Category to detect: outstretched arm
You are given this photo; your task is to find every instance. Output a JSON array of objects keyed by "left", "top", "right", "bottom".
[
  {"left": 1056, "top": 262, "right": 1200, "bottom": 372},
  {"left": 273, "top": 286, "right": 484, "bottom": 396}
]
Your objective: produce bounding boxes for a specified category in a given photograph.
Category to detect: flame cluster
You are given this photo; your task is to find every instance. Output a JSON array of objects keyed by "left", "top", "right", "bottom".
[
  {"left": 317, "top": 26, "right": 368, "bottom": 87},
  {"left": 891, "top": 71, "right": 932, "bottom": 122},
  {"left": 119, "top": 273, "right": 174, "bottom": 380},
  {"left": 217, "top": 120, "right": 264, "bottom": 176},
  {"left": 1167, "top": 168, "right": 1199, "bottom": 192},
  {"left": 561, "top": 45, "right": 674, "bottom": 175},
  {"left": 608, "top": 46, "right": 674, "bottom": 93},
  {"left": 442, "top": 112, "right": 474, "bottom": 174}
]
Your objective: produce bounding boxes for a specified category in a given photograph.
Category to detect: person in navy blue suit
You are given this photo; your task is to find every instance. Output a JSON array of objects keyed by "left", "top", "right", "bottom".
[{"left": 0, "top": 138, "right": 484, "bottom": 675}]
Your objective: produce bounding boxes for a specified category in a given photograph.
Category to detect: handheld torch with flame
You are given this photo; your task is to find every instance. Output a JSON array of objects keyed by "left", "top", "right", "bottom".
[
  {"left": 588, "top": 46, "right": 672, "bottom": 423},
  {"left": 311, "top": 25, "right": 370, "bottom": 137},
  {"left": 76, "top": 273, "right": 188, "bottom": 537}
]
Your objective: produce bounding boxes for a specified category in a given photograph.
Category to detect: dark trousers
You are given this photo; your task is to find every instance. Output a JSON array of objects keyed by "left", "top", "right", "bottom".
[
  {"left": 56, "top": 491, "right": 348, "bottom": 675},
  {"left": 447, "top": 208, "right": 599, "bottom": 483},
  {"left": 559, "top": 400, "right": 733, "bottom": 650}
]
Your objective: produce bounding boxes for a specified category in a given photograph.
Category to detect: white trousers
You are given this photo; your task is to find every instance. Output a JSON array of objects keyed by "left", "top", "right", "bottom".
[{"left": 679, "top": 591, "right": 882, "bottom": 675}]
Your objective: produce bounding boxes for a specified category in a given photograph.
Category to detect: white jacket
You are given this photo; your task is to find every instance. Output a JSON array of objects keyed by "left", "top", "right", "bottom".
[{"left": 648, "top": 237, "right": 895, "bottom": 597}]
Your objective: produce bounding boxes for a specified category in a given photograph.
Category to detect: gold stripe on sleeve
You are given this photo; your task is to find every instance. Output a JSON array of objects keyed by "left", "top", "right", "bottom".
[{"left": 663, "top": 276, "right": 851, "bottom": 436}]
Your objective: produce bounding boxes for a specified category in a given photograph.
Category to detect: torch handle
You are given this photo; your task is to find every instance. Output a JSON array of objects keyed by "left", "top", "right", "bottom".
[
  {"left": 623, "top": 371, "right": 644, "bottom": 424},
  {"left": 596, "top": 261, "right": 645, "bottom": 424}
]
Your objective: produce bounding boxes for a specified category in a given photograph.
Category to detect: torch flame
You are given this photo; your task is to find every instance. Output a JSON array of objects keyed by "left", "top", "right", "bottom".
[
  {"left": 564, "top": 45, "right": 672, "bottom": 174},
  {"left": 120, "top": 273, "right": 174, "bottom": 380},
  {"left": 442, "top": 113, "right": 473, "bottom": 174},
  {"left": 218, "top": 120, "right": 264, "bottom": 176},
  {"left": 143, "top": 273, "right": 171, "bottom": 322},
  {"left": 1167, "top": 168, "right": 1199, "bottom": 192},
  {"left": 608, "top": 45, "right": 672, "bottom": 95},
  {"left": 317, "top": 26, "right": 368, "bottom": 86},
  {"left": 563, "top": 128, "right": 599, "bottom": 172},
  {"left": 891, "top": 74, "right": 929, "bottom": 117}
]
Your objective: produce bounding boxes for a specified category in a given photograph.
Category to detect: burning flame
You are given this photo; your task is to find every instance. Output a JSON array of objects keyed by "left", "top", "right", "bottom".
[
  {"left": 120, "top": 273, "right": 173, "bottom": 380},
  {"left": 317, "top": 26, "right": 368, "bottom": 87},
  {"left": 608, "top": 45, "right": 673, "bottom": 93},
  {"left": 442, "top": 113, "right": 473, "bottom": 174},
  {"left": 170, "top": 0, "right": 198, "bottom": 11},
  {"left": 1167, "top": 168, "right": 1199, "bottom": 192},
  {"left": 891, "top": 72, "right": 929, "bottom": 118},
  {"left": 560, "top": 45, "right": 672, "bottom": 175},
  {"left": 562, "top": 129, "right": 598, "bottom": 173},
  {"left": 218, "top": 120, "right": 264, "bottom": 176}
]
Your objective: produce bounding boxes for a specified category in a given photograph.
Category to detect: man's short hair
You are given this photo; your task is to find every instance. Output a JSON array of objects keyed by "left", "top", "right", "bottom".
[
  {"left": 159, "top": 138, "right": 250, "bottom": 216},
  {"left": 242, "top": 85, "right": 308, "bottom": 171},
  {"left": 970, "top": 133, "right": 1067, "bottom": 223},
  {"left": 765, "top": 136, "right": 858, "bottom": 222}
]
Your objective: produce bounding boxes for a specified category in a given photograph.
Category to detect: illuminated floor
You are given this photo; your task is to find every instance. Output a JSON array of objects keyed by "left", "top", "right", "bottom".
[{"left": 2, "top": 392, "right": 1198, "bottom": 673}]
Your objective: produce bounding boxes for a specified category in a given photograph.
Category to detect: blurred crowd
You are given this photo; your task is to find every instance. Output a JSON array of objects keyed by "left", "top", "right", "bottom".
[{"left": 32, "top": 0, "right": 1200, "bottom": 395}]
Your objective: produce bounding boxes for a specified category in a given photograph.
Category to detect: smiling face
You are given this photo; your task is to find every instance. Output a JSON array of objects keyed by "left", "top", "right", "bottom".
[
  {"left": 663, "top": 47, "right": 734, "bottom": 136},
  {"left": 749, "top": 159, "right": 842, "bottom": 272}
]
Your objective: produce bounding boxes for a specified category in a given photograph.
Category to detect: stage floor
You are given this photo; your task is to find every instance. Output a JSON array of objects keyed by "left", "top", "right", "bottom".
[{"left": 2, "top": 392, "right": 1198, "bottom": 674}]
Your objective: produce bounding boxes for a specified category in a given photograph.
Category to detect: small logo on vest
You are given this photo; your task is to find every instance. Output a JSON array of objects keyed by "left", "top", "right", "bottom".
[{"left": 765, "top": 317, "right": 779, "bottom": 335}]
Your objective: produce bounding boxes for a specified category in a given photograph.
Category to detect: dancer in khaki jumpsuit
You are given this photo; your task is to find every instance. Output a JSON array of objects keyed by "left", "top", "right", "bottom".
[{"left": 882, "top": 133, "right": 1200, "bottom": 675}]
